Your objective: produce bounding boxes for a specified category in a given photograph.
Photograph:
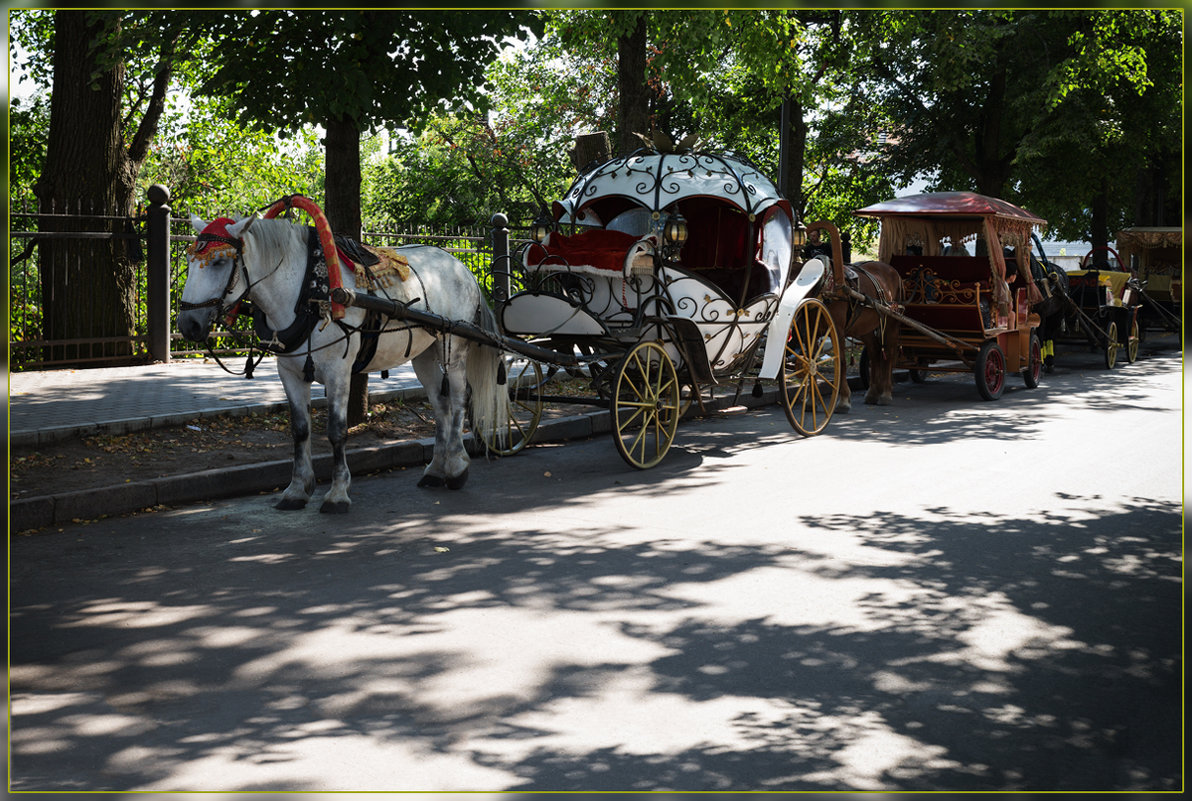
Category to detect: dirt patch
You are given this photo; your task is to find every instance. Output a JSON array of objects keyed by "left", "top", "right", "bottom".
[
  {"left": 9, "top": 398, "right": 440, "bottom": 502},
  {"left": 10, "top": 380, "right": 598, "bottom": 502}
]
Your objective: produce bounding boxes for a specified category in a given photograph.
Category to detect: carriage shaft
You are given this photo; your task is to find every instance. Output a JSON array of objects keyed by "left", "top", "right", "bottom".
[
  {"left": 329, "top": 287, "right": 580, "bottom": 366},
  {"left": 839, "top": 285, "right": 976, "bottom": 354}
]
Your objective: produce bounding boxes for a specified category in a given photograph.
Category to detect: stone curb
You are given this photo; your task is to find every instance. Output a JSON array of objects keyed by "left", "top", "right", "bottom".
[{"left": 9, "top": 384, "right": 799, "bottom": 534}]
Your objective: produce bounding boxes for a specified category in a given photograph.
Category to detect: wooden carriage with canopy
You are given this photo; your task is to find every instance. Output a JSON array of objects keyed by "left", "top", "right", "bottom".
[
  {"left": 1115, "top": 226, "right": 1182, "bottom": 336},
  {"left": 488, "top": 147, "right": 844, "bottom": 468},
  {"left": 853, "top": 192, "right": 1048, "bottom": 400}
]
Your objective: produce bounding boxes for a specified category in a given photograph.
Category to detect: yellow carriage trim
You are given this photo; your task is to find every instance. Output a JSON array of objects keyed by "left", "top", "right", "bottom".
[{"left": 1064, "top": 268, "right": 1132, "bottom": 308}]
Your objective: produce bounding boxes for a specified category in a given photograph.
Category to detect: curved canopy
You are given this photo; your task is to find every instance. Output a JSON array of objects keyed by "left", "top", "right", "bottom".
[
  {"left": 856, "top": 191, "right": 1045, "bottom": 227},
  {"left": 1116, "top": 226, "right": 1181, "bottom": 250},
  {"left": 553, "top": 149, "right": 791, "bottom": 224},
  {"left": 856, "top": 192, "right": 1047, "bottom": 309}
]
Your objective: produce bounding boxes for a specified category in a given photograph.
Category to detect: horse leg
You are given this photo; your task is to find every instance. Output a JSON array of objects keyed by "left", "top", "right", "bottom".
[
  {"left": 317, "top": 364, "right": 353, "bottom": 514},
  {"left": 878, "top": 325, "right": 901, "bottom": 405},
  {"left": 412, "top": 347, "right": 471, "bottom": 489},
  {"left": 441, "top": 341, "right": 473, "bottom": 490},
  {"left": 863, "top": 330, "right": 896, "bottom": 406},
  {"left": 276, "top": 361, "right": 316, "bottom": 510}
]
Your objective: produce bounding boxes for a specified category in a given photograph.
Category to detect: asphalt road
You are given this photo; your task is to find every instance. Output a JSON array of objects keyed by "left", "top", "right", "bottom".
[{"left": 9, "top": 348, "right": 1183, "bottom": 792}]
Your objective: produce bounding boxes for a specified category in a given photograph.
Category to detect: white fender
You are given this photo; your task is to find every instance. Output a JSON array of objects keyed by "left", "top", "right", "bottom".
[{"left": 758, "top": 257, "right": 827, "bottom": 380}]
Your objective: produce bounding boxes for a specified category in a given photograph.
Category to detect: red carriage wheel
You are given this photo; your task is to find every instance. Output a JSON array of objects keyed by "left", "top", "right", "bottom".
[
  {"left": 1023, "top": 332, "right": 1042, "bottom": 389},
  {"left": 975, "top": 340, "right": 1006, "bottom": 401}
]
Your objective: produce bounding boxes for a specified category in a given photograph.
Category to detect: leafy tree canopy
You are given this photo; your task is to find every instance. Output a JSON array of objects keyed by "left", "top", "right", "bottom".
[
  {"left": 193, "top": 10, "right": 543, "bottom": 135},
  {"left": 846, "top": 8, "right": 1182, "bottom": 243}
]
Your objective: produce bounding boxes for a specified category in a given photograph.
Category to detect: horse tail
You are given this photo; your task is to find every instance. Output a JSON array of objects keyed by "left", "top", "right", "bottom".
[{"left": 466, "top": 302, "right": 512, "bottom": 446}]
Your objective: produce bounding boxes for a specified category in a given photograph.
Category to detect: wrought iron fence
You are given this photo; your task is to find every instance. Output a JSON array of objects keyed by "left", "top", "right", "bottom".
[
  {"left": 9, "top": 197, "right": 151, "bottom": 369},
  {"left": 9, "top": 187, "right": 530, "bottom": 371}
]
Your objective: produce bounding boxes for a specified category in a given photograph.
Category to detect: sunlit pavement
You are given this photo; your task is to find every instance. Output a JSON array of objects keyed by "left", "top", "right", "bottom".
[
  {"left": 8, "top": 345, "right": 1183, "bottom": 792},
  {"left": 8, "top": 358, "right": 422, "bottom": 445}
]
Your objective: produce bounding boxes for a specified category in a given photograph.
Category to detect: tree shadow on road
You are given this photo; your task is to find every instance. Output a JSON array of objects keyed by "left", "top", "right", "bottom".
[{"left": 9, "top": 456, "right": 1181, "bottom": 793}]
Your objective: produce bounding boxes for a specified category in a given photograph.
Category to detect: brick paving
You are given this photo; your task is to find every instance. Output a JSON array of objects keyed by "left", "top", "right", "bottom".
[{"left": 7, "top": 358, "right": 421, "bottom": 447}]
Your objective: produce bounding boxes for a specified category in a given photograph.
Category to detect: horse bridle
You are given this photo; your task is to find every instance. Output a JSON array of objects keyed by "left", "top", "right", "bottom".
[{"left": 179, "top": 228, "right": 249, "bottom": 318}]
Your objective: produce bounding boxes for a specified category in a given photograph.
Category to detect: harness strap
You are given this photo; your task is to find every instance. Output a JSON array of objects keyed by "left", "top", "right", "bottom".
[
  {"left": 249, "top": 227, "right": 329, "bottom": 354},
  {"left": 196, "top": 232, "right": 243, "bottom": 253},
  {"left": 849, "top": 263, "right": 893, "bottom": 344},
  {"left": 204, "top": 341, "right": 268, "bottom": 379},
  {"left": 251, "top": 304, "right": 320, "bottom": 354}
]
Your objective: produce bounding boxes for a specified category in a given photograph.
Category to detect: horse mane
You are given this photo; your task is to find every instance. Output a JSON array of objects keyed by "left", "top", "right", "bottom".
[{"left": 243, "top": 217, "right": 308, "bottom": 270}]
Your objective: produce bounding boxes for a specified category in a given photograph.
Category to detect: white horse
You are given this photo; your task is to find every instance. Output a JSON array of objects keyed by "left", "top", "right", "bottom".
[{"left": 178, "top": 214, "right": 508, "bottom": 512}]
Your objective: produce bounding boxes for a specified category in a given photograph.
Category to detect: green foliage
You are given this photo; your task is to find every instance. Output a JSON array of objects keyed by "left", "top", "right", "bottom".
[
  {"left": 195, "top": 10, "right": 543, "bottom": 136},
  {"left": 845, "top": 8, "right": 1182, "bottom": 243},
  {"left": 7, "top": 95, "right": 51, "bottom": 204},
  {"left": 8, "top": 9, "right": 57, "bottom": 89},
  {"left": 1017, "top": 10, "right": 1183, "bottom": 240},
  {"left": 365, "top": 130, "right": 488, "bottom": 227},
  {"left": 140, "top": 93, "right": 325, "bottom": 219},
  {"left": 362, "top": 24, "right": 607, "bottom": 229}
]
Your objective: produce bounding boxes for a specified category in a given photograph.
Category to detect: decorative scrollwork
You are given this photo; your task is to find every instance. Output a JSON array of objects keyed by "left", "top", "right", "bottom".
[
  {"left": 903, "top": 267, "right": 981, "bottom": 305},
  {"left": 560, "top": 149, "right": 781, "bottom": 219}
]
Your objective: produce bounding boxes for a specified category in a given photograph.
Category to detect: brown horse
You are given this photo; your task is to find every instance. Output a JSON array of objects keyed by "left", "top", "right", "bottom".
[{"left": 805, "top": 222, "right": 903, "bottom": 411}]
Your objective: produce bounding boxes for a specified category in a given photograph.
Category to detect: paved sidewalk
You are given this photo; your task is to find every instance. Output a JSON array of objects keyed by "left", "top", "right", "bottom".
[
  {"left": 7, "top": 356, "right": 786, "bottom": 533},
  {"left": 7, "top": 358, "right": 424, "bottom": 447}
]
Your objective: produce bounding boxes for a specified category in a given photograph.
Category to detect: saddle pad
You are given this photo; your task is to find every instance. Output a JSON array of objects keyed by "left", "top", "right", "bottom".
[{"left": 352, "top": 245, "right": 411, "bottom": 290}]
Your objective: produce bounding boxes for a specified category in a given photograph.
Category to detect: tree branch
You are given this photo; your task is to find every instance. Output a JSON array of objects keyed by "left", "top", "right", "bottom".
[
  {"left": 127, "top": 31, "right": 177, "bottom": 167},
  {"left": 869, "top": 53, "right": 981, "bottom": 181},
  {"left": 439, "top": 125, "right": 516, "bottom": 214}
]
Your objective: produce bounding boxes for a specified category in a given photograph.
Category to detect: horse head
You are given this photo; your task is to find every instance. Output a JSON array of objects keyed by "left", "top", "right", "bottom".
[{"left": 178, "top": 215, "right": 256, "bottom": 341}]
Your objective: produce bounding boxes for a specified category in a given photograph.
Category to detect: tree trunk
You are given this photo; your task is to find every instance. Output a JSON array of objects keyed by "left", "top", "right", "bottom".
[
  {"left": 570, "top": 131, "right": 612, "bottom": 173},
  {"left": 616, "top": 14, "right": 651, "bottom": 157},
  {"left": 1090, "top": 182, "right": 1110, "bottom": 266},
  {"left": 323, "top": 117, "right": 369, "bottom": 426},
  {"left": 974, "top": 57, "right": 1008, "bottom": 198},
  {"left": 779, "top": 97, "right": 808, "bottom": 217},
  {"left": 35, "top": 12, "right": 137, "bottom": 365}
]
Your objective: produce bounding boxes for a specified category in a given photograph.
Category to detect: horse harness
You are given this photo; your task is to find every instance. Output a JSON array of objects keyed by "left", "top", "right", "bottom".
[
  {"left": 825, "top": 261, "right": 897, "bottom": 344},
  {"left": 185, "top": 221, "right": 427, "bottom": 380}
]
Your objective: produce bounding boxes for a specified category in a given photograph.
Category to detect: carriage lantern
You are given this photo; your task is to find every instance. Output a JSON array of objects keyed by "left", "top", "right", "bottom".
[
  {"left": 791, "top": 220, "right": 808, "bottom": 248},
  {"left": 530, "top": 215, "right": 553, "bottom": 244},
  {"left": 663, "top": 212, "right": 689, "bottom": 247}
]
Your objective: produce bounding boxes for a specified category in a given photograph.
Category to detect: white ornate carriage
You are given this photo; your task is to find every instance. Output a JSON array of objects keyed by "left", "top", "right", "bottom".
[{"left": 490, "top": 148, "right": 842, "bottom": 468}]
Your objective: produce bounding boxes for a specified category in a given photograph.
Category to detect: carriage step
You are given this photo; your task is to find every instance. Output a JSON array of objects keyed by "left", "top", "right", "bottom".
[{"left": 667, "top": 316, "right": 716, "bottom": 384}]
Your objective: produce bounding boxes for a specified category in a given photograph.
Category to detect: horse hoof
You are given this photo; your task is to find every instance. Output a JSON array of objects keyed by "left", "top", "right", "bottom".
[
  {"left": 275, "top": 497, "right": 308, "bottom": 511},
  {"left": 446, "top": 469, "right": 469, "bottom": 490},
  {"left": 319, "top": 500, "right": 350, "bottom": 514},
  {"left": 418, "top": 474, "right": 446, "bottom": 489}
]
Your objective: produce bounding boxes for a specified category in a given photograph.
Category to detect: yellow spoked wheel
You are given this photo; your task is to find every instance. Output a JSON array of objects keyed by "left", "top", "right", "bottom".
[
  {"left": 1125, "top": 317, "right": 1140, "bottom": 364},
  {"left": 1103, "top": 320, "right": 1119, "bottom": 369},
  {"left": 611, "top": 340, "right": 681, "bottom": 469},
  {"left": 779, "top": 298, "right": 842, "bottom": 437},
  {"left": 479, "top": 356, "right": 545, "bottom": 456}
]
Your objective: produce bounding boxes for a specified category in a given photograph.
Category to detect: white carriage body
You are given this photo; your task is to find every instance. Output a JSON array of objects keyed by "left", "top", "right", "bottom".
[{"left": 501, "top": 150, "right": 803, "bottom": 380}]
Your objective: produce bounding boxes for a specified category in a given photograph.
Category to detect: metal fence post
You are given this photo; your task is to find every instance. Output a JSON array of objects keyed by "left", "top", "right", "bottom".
[
  {"left": 490, "top": 212, "right": 510, "bottom": 305},
  {"left": 146, "top": 184, "right": 171, "bottom": 363}
]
